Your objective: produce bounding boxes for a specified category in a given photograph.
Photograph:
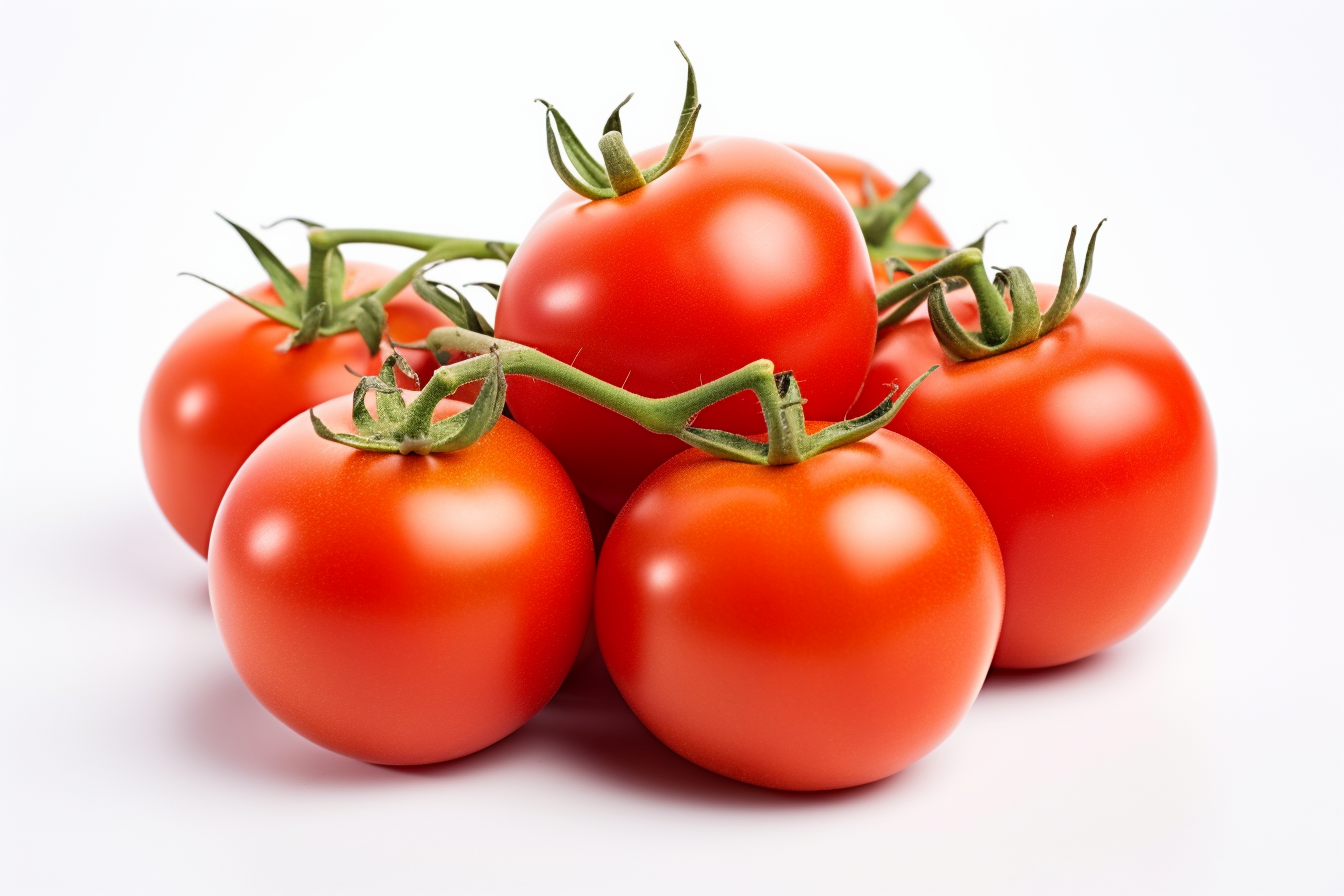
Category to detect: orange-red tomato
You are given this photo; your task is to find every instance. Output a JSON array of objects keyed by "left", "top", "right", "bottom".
[
  {"left": 789, "top": 145, "right": 952, "bottom": 288},
  {"left": 495, "top": 136, "right": 877, "bottom": 514},
  {"left": 208, "top": 394, "right": 594, "bottom": 765},
  {"left": 856, "top": 287, "right": 1216, "bottom": 668},
  {"left": 595, "top": 429, "right": 1004, "bottom": 790},
  {"left": 141, "top": 263, "right": 453, "bottom": 557}
]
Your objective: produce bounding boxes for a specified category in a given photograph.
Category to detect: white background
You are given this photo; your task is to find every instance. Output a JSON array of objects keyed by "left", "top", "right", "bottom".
[{"left": 2, "top": 1, "right": 1340, "bottom": 893}]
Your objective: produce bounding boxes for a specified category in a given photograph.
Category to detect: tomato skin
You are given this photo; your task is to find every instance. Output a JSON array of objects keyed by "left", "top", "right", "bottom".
[
  {"left": 208, "top": 394, "right": 593, "bottom": 765},
  {"left": 495, "top": 136, "right": 878, "bottom": 513},
  {"left": 856, "top": 289, "right": 1216, "bottom": 668},
  {"left": 142, "top": 263, "right": 454, "bottom": 557},
  {"left": 788, "top": 145, "right": 952, "bottom": 289},
  {"left": 595, "top": 430, "right": 1004, "bottom": 790}
]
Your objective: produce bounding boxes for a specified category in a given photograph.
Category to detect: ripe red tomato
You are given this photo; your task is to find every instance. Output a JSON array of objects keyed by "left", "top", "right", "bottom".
[
  {"left": 494, "top": 136, "right": 877, "bottom": 513},
  {"left": 142, "top": 263, "right": 454, "bottom": 557},
  {"left": 595, "top": 428, "right": 1004, "bottom": 790},
  {"left": 789, "top": 145, "right": 952, "bottom": 288},
  {"left": 856, "top": 287, "right": 1216, "bottom": 668},
  {"left": 208, "top": 393, "right": 593, "bottom": 765}
]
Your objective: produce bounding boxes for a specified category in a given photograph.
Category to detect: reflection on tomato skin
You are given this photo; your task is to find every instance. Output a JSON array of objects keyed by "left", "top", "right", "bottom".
[
  {"left": 496, "top": 136, "right": 877, "bottom": 515},
  {"left": 596, "top": 429, "right": 1004, "bottom": 791},
  {"left": 209, "top": 395, "right": 594, "bottom": 766},
  {"left": 857, "top": 289, "right": 1216, "bottom": 669}
]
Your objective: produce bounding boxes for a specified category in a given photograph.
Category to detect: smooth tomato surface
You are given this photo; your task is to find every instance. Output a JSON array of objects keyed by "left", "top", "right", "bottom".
[
  {"left": 495, "top": 136, "right": 877, "bottom": 513},
  {"left": 142, "top": 263, "right": 453, "bottom": 557},
  {"left": 596, "top": 430, "right": 1004, "bottom": 791},
  {"left": 856, "top": 288, "right": 1216, "bottom": 668},
  {"left": 789, "top": 145, "right": 952, "bottom": 289},
  {"left": 208, "top": 394, "right": 593, "bottom": 765}
]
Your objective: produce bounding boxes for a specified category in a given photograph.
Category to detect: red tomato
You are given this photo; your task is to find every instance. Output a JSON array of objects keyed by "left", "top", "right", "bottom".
[
  {"left": 208, "top": 393, "right": 593, "bottom": 765},
  {"left": 495, "top": 136, "right": 877, "bottom": 513},
  {"left": 856, "top": 287, "right": 1216, "bottom": 668},
  {"left": 595, "top": 428, "right": 1004, "bottom": 790},
  {"left": 789, "top": 145, "right": 952, "bottom": 288},
  {"left": 142, "top": 263, "right": 455, "bottom": 557}
]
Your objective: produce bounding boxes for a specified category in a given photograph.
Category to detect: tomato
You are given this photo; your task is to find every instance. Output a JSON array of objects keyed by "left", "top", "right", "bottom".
[
  {"left": 789, "top": 145, "right": 952, "bottom": 289},
  {"left": 142, "top": 263, "right": 455, "bottom": 557},
  {"left": 595, "top": 427, "right": 1004, "bottom": 790},
  {"left": 208, "top": 392, "right": 593, "bottom": 765},
  {"left": 495, "top": 136, "right": 878, "bottom": 513},
  {"left": 856, "top": 287, "right": 1216, "bottom": 668}
]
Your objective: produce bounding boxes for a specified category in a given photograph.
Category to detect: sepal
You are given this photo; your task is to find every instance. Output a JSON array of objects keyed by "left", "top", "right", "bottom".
[
  {"left": 310, "top": 351, "right": 508, "bottom": 455},
  {"left": 278, "top": 304, "right": 325, "bottom": 352},
  {"left": 216, "top": 214, "right": 306, "bottom": 312},
  {"left": 537, "top": 43, "right": 700, "bottom": 200},
  {"left": 177, "top": 272, "right": 299, "bottom": 328},
  {"left": 927, "top": 221, "right": 1105, "bottom": 361},
  {"left": 413, "top": 273, "right": 495, "bottom": 336}
]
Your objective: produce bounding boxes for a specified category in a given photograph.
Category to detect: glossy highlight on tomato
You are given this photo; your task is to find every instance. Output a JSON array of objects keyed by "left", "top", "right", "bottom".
[
  {"left": 208, "top": 393, "right": 594, "bottom": 765},
  {"left": 495, "top": 136, "right": 877, "bottom": 513},
  {"left": 857, "top": 287, "right": 1216, "bottom": 668},
  {"left": 141, "top": 263, "right": 453, "bottom": 557},
  {"left": 595, "top": 428, "right": 1004, "bottom": 790}
]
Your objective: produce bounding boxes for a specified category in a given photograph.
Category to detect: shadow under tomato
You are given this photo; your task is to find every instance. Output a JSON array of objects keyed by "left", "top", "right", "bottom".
[
  {"left": 483, "top": 651, "right": 911, "bottom": 809},
  {"left": 180, "top": 671, "right": 530, "bottom": 788},
  {"left": 53, "top": 496, "right": 213, "bottom": 615},
  {"left": 182, "top": 672, "right": 398, "bottom": 787},
  {"left": 980, "top": 647, "right": 1120, "bottom": 693},
  {"left": 183, "top": 650, "right": 914, "bottom": 806}
]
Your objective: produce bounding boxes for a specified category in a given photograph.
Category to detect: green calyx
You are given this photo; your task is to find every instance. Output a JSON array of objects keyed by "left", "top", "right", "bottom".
[
  {"left": 315, "top": 325, "right": 935, "bottom": 465},
  {"left": 854, "top": 172, "right": 996, "bottom": 270},
  {"left": 181, "top": 215, "right": 516, "bottom": 353},
  {"left": 412, "top": 270, "right": 495, "bottom": 337},
  {"left": 851, "top": 170, "right": 1006, "bottom": 283},
  {"left": 854, "top": 170, "right": 948, "bottom": 266},
  {"left": 872, "top": 220, "right": 1105, "bottom": 361},
  {"left": 310, "top": 349, "right": 507, "bottom": 455},
  {"left": 926, "top": 221, "right": 1104, "bottom": 361},
  {"left": 537, "top": 42, "right": 701, "bottom": 200}
]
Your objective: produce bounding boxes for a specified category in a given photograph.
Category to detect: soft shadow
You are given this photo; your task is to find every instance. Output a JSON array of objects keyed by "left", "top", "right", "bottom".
[
  {"left": 182, "top": 660, "right": 919, "bottom": 804},
  {"left": 482, "top": 651, "right": 913, "bottom": 809},
  {"left": 980, "top": 648, "right": 1120, "bottom": 693},
  {"left": 182, "top": 646, "right": 918, "bottom": 806},
  {"left": 57, "top": 500, "right": 210, "bottom": 613},
  {"left": 182, "top": 672, "right": 405, "bottom": 788}
]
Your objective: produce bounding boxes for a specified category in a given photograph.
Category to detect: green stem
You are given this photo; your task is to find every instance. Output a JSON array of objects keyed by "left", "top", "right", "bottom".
[
  {"left": 304, "top": 230, "right": 518, "bottom": 313},
  {"left": 416, "top": 328, "right": 932, "bottom": 465},
  {"left": 537, "top": 42, "right": 701, "bottom": 200},
  {"left": 307, "top": 228, "right": 458, "bottom": 252},
  {"left": 598, "top": 131, "right": 648, "bottom": 195},
  {"left": 365, "top": 238, "right": 519, "bottom": 308},
  {"left": 429, "top": 329, "right": 782, "bottom": 445},
  {"left": 306, "top": 241, "right": 330, "bottom": 318},
  {"left": 875, "top": 248, "right": 1008, "bottom": 339},
  {"left": 925, "top": 222, "right": 1105, "bottom": 362}
]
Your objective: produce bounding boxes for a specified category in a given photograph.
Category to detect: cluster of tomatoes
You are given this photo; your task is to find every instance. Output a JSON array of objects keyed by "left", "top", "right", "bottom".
[{"left": 141, "top": 47, "right": 1215, "bottom": 791}]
